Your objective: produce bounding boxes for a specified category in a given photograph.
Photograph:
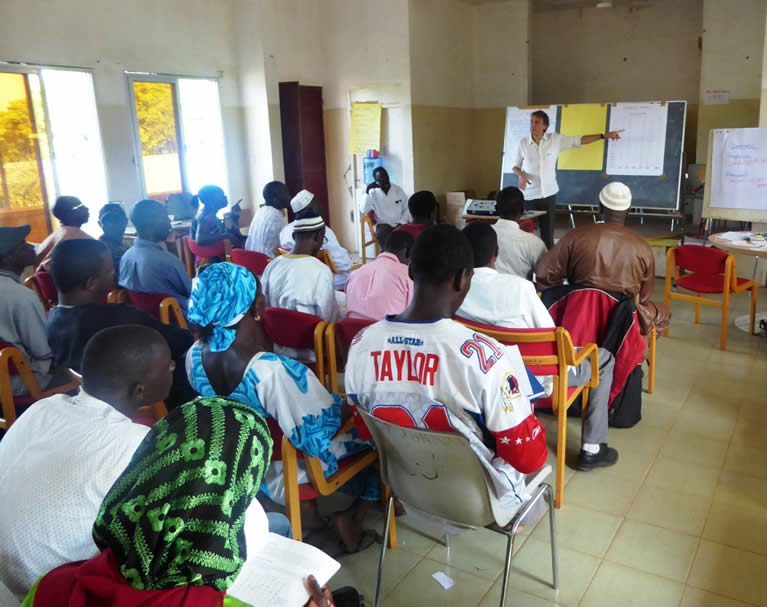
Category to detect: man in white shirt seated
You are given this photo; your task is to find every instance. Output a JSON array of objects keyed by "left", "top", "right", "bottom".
[
  {"left": 245, "top": 180, "right": 290, "bottom": 258},
  {"left": 264, "top": 213, "right": 341, "bottom": 323},
  {"left": 346, "top": 224, "right": 548, "bottom": 509},
  {"left": 492, "top": 186, "right": 548, "bottom": 279},
  {"left": 457, "top": 221, "right": 618, "bottom": 471},
  {"left": 279, "top": 189, "right": 353, "bottom": 290},
  {"left": 360, "top": 167, "right": 410, "bottom": 247},
  {"left": 0, "top": 325, "right": 174, "bottom": 599}
]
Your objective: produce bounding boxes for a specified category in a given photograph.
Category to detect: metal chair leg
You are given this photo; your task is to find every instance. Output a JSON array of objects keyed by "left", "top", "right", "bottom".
[
  {"left": 545, "top": 484, "right": 559, "bottom": 590},
  {"left": 499, "top": 532, "right": 515, "bottom": 607},
  {"left": 374, "top": 494, "right": 394, "bottom": 607}
]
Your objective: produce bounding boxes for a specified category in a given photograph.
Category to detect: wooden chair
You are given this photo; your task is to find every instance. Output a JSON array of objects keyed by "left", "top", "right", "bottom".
[
  {"left": 231, "top": 248, "right": 270, "bottom": 277},
  {"left": 325, "top": 318, "right": 376, "bottom": 393},
  {"left": 180, "top": 236, "right": 232, "bottom": 277},
  {"left": 455, "top": 320, "right": 598, "bottom": 508},
  {"left": 360, "top": 211, "right": 379, "bottom": 264},
  {"left": 647, "top": 327, "right": 657, "bottom": 394},
  {"left": 24, "top": 271, "right": 58, "bottom": 313},
  {"left": 107, "top": 289, "right": 188, "bottom": 330},
  {"left": 0, "top": 343, "right": 77, "bottom": 430},
  {"left": 664, "top": 244, "right": 757, "bottom": 350}
]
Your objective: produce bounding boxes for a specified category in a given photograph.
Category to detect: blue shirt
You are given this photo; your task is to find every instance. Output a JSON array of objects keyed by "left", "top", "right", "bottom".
[{"left": 119, "top": 239, "right": 192, "bottom": 314}]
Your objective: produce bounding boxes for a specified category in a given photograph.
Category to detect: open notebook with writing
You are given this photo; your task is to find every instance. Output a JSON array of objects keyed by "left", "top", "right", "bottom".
[{"left": 227, "top": 505, "right": 340, "bottom": 606}]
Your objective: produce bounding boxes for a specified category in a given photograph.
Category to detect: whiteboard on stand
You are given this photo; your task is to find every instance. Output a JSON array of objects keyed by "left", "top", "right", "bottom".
[{"left": 703, "top": 127, "right": 767, "bottom": 223}]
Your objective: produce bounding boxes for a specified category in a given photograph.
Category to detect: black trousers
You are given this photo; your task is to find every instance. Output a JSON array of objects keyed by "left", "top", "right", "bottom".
[{"left": 531, "top": 194, "right": 557, "bottom": 249}]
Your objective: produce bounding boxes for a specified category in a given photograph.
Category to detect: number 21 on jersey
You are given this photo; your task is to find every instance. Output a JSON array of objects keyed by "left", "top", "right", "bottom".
[{"left": 460, "top": 332, "right": 504, "bottom": 374}]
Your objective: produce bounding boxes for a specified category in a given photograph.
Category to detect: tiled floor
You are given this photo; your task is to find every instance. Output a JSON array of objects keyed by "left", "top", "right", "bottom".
[{"left": 327, "top": 283, "right": 767, "bottom": 606}]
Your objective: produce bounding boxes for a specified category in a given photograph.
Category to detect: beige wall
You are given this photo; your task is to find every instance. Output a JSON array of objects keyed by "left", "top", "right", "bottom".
[
  {"left": 1, "top": 0, "right": 249, "bottom": 209},
  {"left": 697, "top": 0, "right": 767, "bottom": 161}
]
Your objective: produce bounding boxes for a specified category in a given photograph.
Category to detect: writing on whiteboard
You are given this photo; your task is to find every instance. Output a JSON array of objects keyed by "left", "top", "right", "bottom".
[{"left": 710, "top": 128, "right": 767, "bottom": 209}]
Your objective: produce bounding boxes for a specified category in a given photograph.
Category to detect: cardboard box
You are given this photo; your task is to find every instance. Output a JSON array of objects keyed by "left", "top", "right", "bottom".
[{"left": 445, "top": 190, "right": 475, "bottom": 229}]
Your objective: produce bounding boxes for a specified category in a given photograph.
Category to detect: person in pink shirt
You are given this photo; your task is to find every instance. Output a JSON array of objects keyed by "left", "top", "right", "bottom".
[{"left": 345, "top": 231, "right": 415, "bottom": 320}]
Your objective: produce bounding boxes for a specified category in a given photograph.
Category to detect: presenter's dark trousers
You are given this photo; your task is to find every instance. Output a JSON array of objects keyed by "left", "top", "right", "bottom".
[{"left": 531, "top": 194, "right": 557, "bottom": 249}]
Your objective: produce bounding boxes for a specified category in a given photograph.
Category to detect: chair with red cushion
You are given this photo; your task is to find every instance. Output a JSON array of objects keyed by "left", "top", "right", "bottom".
[
  {"left": 231, "top": 249, "right": 270, "bottom": 277},
  {"left": 454, "top": 319, "right": 598, "bottom": 509},
  {"left": 24, "top": 271, "right": 58, "bottom": 313},
  {"left": 0, "top": 342, "right": 77, "bottom": 429},
  {"left": 262, "top": 309, "right": 386, "bottom": 544},
  {"left": 325, "top": 317, "right": 376, "bottom": 393},
  {"left": 360, "top": 210, "right": 379, "bottom": 264},
  {"left": 664, "top": 244, "right": 757, "bottom": 350},
  {"left": 180, "top": 236, "right": 232, "bottom": 276},
  {"left": 122, "top": 291, "right": 188, "bottom": 329}
]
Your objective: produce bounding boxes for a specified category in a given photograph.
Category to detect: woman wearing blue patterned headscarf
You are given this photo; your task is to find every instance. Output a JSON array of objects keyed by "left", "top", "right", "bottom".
[{"left": 186, "top": 263, "right": 378, "bottom": 554}]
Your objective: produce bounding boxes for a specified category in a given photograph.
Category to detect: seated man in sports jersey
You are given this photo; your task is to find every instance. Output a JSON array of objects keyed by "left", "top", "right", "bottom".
[
  {"left": 346, "top": 224, "right": 548, "bottom": 509},
  {"left": 457, "top": 222, "right": 618, "bottom": 470}
]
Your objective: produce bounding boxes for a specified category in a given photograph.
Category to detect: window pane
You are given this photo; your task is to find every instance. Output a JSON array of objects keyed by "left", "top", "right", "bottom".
[
  {"left": 177, "top": 78, "right": 229, "bottom": 195},
  {"left": 133, "top": 81, "right": 183, "bottom": 201},
  {"left": 42, "top": 69, "right": 108, "bottom": 236},
  {"left": 0, "top": 72, "right": 49, "bottom": 241}
]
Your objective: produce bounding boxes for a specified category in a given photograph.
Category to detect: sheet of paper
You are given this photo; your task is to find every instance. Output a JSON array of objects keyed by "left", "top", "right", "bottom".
[
  {"left": 349, "top": 102, "right": 382, "bottom": 156},
  {"left": 605, "top": 102, "right": 667, "bottom": 176},
  {"left": 716, "top": 231, "right": 751, "bottom": 241},
  {"left": 502, "top": 106, "right": 558, "bottom": 173},
  {"left": 709, "top": 128, "right": 767, "bottom": 211},
  {"left": 432, "top": 571, "right": 455, "bottom": 590},
  {"left": 227, "top": 533, "right": 341, "bottom": 607},
  {"left": 557, "top": 104, "right": 607, "bottom": 171}
]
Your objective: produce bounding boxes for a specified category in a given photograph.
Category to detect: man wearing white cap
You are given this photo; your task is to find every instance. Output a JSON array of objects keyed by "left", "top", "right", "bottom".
[
  {"left": 279, "top": 190, "right": 353, "bottom": 290},
  {"left": 360, "top": 167, "right": 411, "bottom": 247},
  {"left": 264, "top": 212, "right": 342, "bottom": 326},
  {"left": 535, "top": 182, "right": 670, "bottom": 336}
]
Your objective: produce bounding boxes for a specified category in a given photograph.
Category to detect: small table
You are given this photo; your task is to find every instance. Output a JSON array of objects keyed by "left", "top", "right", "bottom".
[
  {"left": 708, "top": 232, "right": 767, "bottom": 333},
  {"left": 461, "top": 209, "right": 547, "bottom": 223}
]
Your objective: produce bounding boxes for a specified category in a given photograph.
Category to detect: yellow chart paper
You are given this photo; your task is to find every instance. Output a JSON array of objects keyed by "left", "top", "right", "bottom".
[
  {"left": 557, "top": 104, "right": 607, "bottom": 171},
  {"left": 349, "top": 102, "right": 382, "bottom": 156}
]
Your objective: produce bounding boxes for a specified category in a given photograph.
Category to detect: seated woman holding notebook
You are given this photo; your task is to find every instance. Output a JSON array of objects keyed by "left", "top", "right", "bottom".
[
  {"left": 185, "top": 263, "right": 379, "bottom": 554},
  {"left": 20, "top": 397, "right": 322, "bottom": 605}
]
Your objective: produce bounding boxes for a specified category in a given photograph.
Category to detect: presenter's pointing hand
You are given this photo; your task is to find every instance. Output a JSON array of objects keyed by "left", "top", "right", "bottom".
[
  {"left": 519, "top": 172, "right": 531, "bottom": 191},
  {"left": 604, "top": 130, "right": 623, "bottom": 140}
]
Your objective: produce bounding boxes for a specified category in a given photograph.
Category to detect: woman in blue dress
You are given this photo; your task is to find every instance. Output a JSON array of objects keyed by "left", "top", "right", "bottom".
[{"left": 185, "top": 262, "right": 377, "bottom": 553}]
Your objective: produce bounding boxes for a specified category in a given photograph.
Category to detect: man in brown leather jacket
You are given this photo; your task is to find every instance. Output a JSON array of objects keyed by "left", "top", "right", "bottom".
[{"left": 534, "top": 182, "right": 670, "bottom": 336}]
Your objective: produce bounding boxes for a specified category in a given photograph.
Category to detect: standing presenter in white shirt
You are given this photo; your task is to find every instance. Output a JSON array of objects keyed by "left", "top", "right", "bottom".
[
  {"left": 511, "top": 110, "right": 623, "bottom": 249},
  {"left": 360, "top": 167, "right": 410, "bottom": 247}
]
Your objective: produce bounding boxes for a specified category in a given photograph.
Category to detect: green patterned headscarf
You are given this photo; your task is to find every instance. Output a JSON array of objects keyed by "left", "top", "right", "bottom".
[{"left": 92, "top": 397, "right": 273, "bottom": 592}]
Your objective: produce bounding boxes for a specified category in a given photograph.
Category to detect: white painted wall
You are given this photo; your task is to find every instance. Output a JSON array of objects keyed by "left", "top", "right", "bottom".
[
  {"left": 473, "top": 0, "right": 531, "bottom": 108},
  {"left": 531, "top": 1, "right": 702, "bottom": 104},
  {"left": 409, "top": 0, "right": 474, "bottom": 108},
  {"left": 0, "top": 0, "right": 250, "bottom": 210},
  {"left": 701, "top": 0, "right": 766, "bottom": 99}
]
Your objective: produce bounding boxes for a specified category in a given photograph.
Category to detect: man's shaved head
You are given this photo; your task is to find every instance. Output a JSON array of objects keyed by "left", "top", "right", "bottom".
[{"left": 82, "top": 325, "right": 174, "bottom": 415}]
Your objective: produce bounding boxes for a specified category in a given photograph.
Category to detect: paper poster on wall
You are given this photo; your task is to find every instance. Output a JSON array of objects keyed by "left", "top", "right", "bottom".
[
  {"left": 557, "top": 104, "right": 607, "bottom": 171},
  {"left": 605, "top": 102, "right": 667, "bottom": 176},
  {"left": 709, "top": 128, "right": 767, "bottom": 210},
  {"left": 501, "top": 106, "right": 558, "bottom": 173},
  {"left": 349, "top": 102, "right": 382, "bottom": 156}
]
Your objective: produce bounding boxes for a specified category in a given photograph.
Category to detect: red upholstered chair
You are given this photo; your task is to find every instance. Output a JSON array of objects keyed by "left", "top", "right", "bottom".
[
  {"left": 112, "top": 290, "right": 188, "bottom": 329},
  {"left": 325, "top": 317, "right": 376, "bottom": 393},
  {"left": 231, "top": 248, "right": 270, "bottom": 277},
  {"left": 664, "top": 244, "right": 757, "bottom": 350},
  {"left": 262, "top": 309, "right": 385, "bottom": 543},
  {"left": 454, "top": 318, "right": 598, "bottom": 509},
  {"left": 0, "top": 343, "right": 77, "bottom": 429},
  {"left": 180, "top": 236, "right": 232, "bottom": 277},
  {"left": 24, "top": 271, "right": 58, "bottom": 313}
]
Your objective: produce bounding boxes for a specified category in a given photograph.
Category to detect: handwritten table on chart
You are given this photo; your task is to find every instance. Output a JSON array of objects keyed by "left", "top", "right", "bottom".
[{"left": 606, "top": 102, "right": 668, "bottom": 176}]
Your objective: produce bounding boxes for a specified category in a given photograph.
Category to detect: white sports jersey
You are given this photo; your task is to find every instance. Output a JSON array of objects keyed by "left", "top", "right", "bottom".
[{"left": 346, "top": 318, "right": 547, "bottom": 507}]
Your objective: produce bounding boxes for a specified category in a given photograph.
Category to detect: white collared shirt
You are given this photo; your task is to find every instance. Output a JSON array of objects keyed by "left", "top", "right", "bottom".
[
  {"left": 0, "top": 390, "right": 150, "bottom": 598},
  {"left": 492, "top": 219, "right": 548, "bottom": 279},
  {"left": 279, "top": 222, "right": 352, "bottom": 290},
  {"left": 360, "top": 184, "right": 411, "bottom": 227},
  {"left": 245, "top": 205, "right": 287, "bottom": 258},
  {"left": 457, "top": 267, "right": 555, "bottom": 331},
  {"left": 511, "top": 132, "right": 582, "bottom": 199}
]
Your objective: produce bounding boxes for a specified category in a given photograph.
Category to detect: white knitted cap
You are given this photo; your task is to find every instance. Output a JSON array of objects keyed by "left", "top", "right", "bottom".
[
  {"left": 290, "top": 189, "right": 315, "bottom": 213},
  {"left": 599, "top": 182, "right": 632, "bottom": 211}
]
